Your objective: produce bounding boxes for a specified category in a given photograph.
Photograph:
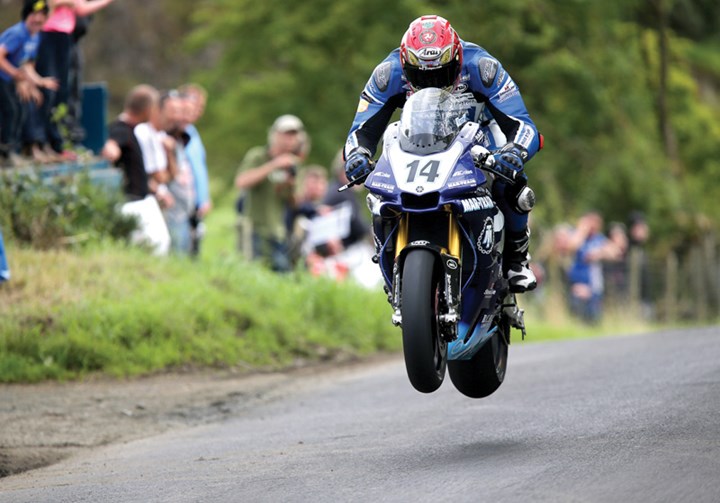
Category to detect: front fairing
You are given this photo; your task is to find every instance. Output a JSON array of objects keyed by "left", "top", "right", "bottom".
[{"left": 365, "top": 121, "right": 486, "bottom": 213}]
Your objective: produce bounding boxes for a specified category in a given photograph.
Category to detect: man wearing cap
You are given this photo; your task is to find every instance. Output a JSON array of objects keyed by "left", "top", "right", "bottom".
[
  {"left": 235, "top": 114, "right": 309, "bottom": 272},
  {"left": 0, "top": 0, "right": 55, "bottom": 167}
]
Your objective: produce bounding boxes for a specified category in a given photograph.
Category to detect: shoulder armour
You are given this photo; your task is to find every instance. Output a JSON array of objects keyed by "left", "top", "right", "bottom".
[
  {"left": 478, "top": 57, "right": 499, "bottom": 88},
  {"left": 372, "top": 61, "right": 392, "bottom": 93}
]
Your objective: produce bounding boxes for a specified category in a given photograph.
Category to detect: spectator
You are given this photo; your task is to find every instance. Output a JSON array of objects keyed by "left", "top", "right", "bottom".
[
  {"left": 0, "top": 227, "right": 9, "bottom": 283},
  {"left": 302, "top": 151, "right": 381, "bottom": 288},
  {"left": 565, "top": 212, "right": 622, "bottom": 324},
  {"left": 286, "top": 165, "right": 328, "bottom": 266},
  {"left": 102, "top": 84, "right": 156, "bottom": 201},
  {"left": 628, "top": 211, "right": 653, "bottom": 318},
  {"left": 322, "top": 149, "right": 370, "bottom": 253},
  {"left": 34, "top": 0, "right": 115, "bottom": 158},
  {"left": 66, "top": 14, "right": 92, "bottom": 145},
  {"left": 235, "top": 114, "right": 308, "bottom": 272},
  {"left": 102, "top": 84, "right": 170, "bottom": 255},
  {"left": 0, "top": 0, "right": 54, "bottom": 167},
  {"left": 133, "top": 89, "right": 174, "bottom": 209},
  {"left": 160, "top": 90, "right": 196, "bottom": 256},
  {"left": 603, "top": 221, "right": 630, "bottom": 305},
  {"left": 178, "top": 83, "right": 211, "bottom": 257}
]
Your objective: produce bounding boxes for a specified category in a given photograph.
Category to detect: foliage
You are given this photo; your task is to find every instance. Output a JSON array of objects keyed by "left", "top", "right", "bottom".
[{"left": 0, "top": 170, "right": 137, "bottom": 249}]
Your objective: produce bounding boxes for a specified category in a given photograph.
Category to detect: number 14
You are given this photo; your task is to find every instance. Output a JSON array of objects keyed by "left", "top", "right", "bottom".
[{"left": 406, "top": 160, "right": 440, "bottom": 183}]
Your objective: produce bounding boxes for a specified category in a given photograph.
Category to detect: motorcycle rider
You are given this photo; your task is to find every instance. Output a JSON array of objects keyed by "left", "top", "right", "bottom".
[{"left": 343, "top": 15, "right": 541, "bottom": 293}]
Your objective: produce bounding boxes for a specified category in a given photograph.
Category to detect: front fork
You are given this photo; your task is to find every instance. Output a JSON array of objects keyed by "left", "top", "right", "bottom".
[{"left": 390, "top": 208, "right": 463, "bottom": 342}]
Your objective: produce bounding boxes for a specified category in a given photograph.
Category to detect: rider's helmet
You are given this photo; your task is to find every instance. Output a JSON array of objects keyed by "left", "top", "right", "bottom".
[{"left": 400, "top": 15, "right": 462, "bottom": 92}]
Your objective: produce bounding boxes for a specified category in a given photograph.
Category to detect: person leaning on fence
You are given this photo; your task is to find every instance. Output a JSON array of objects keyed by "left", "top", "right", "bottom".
[
  {"left": 0, "top": 0, "right": 56, "bottom": 168},
  {"left": 234, "top": 114, "right": 309, "bottom": 272}
]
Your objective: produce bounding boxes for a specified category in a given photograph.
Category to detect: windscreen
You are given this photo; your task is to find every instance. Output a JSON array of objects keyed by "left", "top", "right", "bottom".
[{"left": 398, "top": 88, "right": 468, "bottom": 155}]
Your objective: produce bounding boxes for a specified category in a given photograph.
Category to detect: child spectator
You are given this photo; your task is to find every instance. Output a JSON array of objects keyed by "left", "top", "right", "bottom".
[{"left": 0, "top": 0, "right": 55, "bottom": 167}]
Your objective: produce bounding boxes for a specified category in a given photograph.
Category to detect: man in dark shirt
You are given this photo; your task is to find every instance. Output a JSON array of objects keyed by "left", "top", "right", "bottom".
[{"left": 101, "top": 84, "right": 158, "bottom": 200}]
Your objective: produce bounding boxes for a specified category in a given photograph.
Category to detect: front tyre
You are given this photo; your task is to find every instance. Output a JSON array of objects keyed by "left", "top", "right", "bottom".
[
  {"left": 448, "top": 319, "right": 509, "bottom": 398},
  {"left": 401, "top": 249, "right": 446, "bottom": 393}
]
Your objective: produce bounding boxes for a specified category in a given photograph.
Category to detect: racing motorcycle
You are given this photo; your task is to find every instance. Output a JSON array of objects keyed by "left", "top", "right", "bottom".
[{"left": 341, "top": 88, "right": 528, "bottom": 398}]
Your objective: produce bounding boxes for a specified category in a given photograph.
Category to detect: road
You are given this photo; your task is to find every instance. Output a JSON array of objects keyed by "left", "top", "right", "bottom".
[{"left": 2, "top": 327, "right": 719, "bottom": 503}]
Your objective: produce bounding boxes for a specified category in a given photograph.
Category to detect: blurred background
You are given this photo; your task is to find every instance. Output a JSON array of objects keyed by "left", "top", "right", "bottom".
[{"left": 0, "top": 0, "right": 719, "bottom": 361}]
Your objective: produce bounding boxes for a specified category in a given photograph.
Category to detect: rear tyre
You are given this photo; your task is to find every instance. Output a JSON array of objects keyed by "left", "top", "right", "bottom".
[
  {"left": 448, "top": 318, "right": 509, "bottom": 398},
  {"left": 401, "top": 249, "right": 446, "bottom": 393}
]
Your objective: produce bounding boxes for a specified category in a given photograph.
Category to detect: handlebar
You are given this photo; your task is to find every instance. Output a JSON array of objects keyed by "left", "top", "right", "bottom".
[
  {"left": 470, "top": 145, "right": 525, "bottom": 186},
  {"left": 337, "top": 160, "right": 375, "bottom": 192}
]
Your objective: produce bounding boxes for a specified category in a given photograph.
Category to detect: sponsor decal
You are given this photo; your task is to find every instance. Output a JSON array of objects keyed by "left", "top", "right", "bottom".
[
  {"left": 356, "top": 99, "right": 369, "bottom": 113},
  {"left": 477, "top": 217, "right": 494, "bottom": 254},
  {"left": 422, "top": 20, "right": 435, "bottom": 29},
  {"left": 446, "top": 260, "right": 458, "bottom": 270},
  {"left": 461, "top": 196, "right": 494, "bottom": 212},
  {"left": 410, "top": 240, "right": 430, "bottom": 246},
  {"left": 497, "top": 79, "right": 519, "bottom": 103},
  {"left": 452, "top": 169, "right": 474, "bottom": 177},
  {"left": 517, "top": 126, "right": 536, "bottom": 149},
  {"left": 497, "top": 69, "right": 506, "bottom": 86},
  {"left": 374, "top": 170, "right": 392, "bottom": 178},
  {"left": 484, "top": 288, "right": 496, "bottom": 297},
  {"left": 448, "top": 179, "right": 475, "bottom": 188},
  {"left": 479, "top": 58, "right": 498, "bottom": 87},
  {"left": 416, "top": 186, "right": 425, "bottom": 193},
  {"left": 370, "top": 181, "right": 395, "bottom": 191},
  {"left": 418, "top": 46, "right": 441, "bottom": 59},
  {"left": 420, "top": 30, "right": 437, "bottom": 45},
  {"left": 373, "top": 62, "right": 392, "bottom": 93}
]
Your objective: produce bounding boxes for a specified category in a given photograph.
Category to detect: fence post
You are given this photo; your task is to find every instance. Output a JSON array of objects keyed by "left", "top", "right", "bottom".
[{"left": 664, "top": 251, "right": 678, "bottom": 323}]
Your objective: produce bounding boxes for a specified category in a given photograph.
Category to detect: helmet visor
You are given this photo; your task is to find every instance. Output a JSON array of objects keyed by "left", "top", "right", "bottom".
[{"left": 403, "top": 59, "right": 460, "bottom": 90}]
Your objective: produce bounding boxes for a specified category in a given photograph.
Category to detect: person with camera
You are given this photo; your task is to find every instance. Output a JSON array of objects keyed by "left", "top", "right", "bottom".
[{"left": 235, "top": 114, "right": 308, "bottom": 272}]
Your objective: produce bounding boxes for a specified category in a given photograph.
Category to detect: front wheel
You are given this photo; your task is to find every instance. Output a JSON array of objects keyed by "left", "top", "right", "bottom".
[
  {"left": 401, "top": 249, "right": 446, "bottom": 393},
  {"left": 448, "top": 319, "right": 509, "bottom": 398}
]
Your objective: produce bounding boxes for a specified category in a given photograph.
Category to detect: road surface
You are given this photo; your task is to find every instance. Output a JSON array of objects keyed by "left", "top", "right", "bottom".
[{"left": 2, "top": 327, "right": 719, "bottom": 502}]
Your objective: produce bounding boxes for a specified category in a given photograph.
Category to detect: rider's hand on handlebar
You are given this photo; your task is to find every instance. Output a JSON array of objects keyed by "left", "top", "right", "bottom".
[
  {"left": 344, "top": 147, "right": 374, "bottom": 183},
  {"left": 493, "top": 143, "right": 528, "bottom": 185}
]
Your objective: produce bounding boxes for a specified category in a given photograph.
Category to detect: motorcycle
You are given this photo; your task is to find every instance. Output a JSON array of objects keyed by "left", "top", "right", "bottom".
[{"left": 341, "top": 88, "right": 528, "bottom": 398}]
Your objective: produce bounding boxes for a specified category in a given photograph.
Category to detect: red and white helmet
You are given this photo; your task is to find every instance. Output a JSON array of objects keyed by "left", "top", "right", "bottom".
[{"left": 400, "top": 15, "right": 462, "bottom": 92}]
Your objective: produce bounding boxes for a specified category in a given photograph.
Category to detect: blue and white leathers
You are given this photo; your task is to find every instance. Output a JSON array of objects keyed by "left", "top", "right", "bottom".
[{"left": 345, "top": 41, "right": 539, "bottom": 233}]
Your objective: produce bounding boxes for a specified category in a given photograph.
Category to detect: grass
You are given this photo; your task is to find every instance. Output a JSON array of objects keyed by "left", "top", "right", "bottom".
[{"left": 0, "top": 198, "right": 656, "bottom": 383}]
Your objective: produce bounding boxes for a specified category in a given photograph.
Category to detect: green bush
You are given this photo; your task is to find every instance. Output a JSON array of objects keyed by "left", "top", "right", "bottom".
[{"left": 0, "top": 170, "right": 137, "bottom": 249}]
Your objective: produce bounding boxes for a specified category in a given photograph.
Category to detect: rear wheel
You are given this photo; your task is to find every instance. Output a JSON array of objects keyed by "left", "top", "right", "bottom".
[
  {"left": 401, "top": 249, "right": 446, "bottom": 393},
  {"left": 448, "top": 318, "right": 509, "bottom": 398}
]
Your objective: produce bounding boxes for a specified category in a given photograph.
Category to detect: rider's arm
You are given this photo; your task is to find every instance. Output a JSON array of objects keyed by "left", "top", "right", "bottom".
[
  {"left": 469, "top": 50, "right": 541, "bottom": 161},
  {"left": 343, "top": 49, "right": 408, "bottom": 160}
]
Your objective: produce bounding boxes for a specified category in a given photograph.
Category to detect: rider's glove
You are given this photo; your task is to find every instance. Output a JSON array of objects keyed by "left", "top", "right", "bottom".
[
  {"left": 344, "top": 147, "right": 374, "bottom": 183},
  {"left": 493, "top": 143, "right": 528, "bottom": 186}
]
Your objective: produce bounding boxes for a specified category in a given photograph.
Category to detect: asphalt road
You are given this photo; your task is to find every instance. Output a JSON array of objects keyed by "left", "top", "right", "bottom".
[{"left": 2, "top": 327, "right": 720, "bottom": 503}]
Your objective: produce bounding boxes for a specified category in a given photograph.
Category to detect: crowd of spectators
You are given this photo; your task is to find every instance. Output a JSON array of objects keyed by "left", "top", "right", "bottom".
[
  {"left": 0, "top": 0, "right": 116, "bottom": 168},
  {"left": 101, "top": 83, "right": 211, "bottom": 258},
  {"left": 539, "top": 211, "right": 652, "bottom": 324}
]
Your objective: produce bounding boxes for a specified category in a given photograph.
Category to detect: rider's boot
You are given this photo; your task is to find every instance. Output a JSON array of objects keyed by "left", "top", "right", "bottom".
[{"left": 504, "top": 228, "right": 537, "bottom": 293}]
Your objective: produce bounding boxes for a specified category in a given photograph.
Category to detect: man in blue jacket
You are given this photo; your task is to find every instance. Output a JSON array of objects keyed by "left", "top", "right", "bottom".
[{"left": 343, "top": 15, "right": 541, "bottom": 292}]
